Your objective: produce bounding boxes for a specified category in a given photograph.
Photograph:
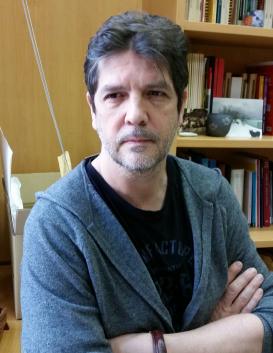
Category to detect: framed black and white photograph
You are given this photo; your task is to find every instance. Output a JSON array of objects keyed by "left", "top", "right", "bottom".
[{"left": 212, "top": 98, "right": 263, "bottom": 138}]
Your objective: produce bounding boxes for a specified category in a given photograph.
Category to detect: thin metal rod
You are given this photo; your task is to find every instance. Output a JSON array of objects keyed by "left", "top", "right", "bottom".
[{"left": 21, "top": 0, "right": 69, "bottom": 169}]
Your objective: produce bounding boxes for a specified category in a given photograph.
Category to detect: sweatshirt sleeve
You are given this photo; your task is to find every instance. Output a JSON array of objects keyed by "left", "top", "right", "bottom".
[
  {"left": 21, "top": 198, "right": 112, "bottom": 353},
  {"left": 219, "top": 176, "right": 273, "bottom": 353}
]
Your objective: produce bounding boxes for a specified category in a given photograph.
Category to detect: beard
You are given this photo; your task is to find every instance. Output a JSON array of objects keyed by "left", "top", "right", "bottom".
[{"left": 97, "top": 126, "right": 177, "bottom": 174}]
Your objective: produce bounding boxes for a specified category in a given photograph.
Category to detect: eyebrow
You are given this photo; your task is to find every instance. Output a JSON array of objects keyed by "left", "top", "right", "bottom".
[
  {"left": 145, "top": 81, "right": 173, "bottom": 91},
  {"left": 100, "top": 85, "right": 127, "bottom": 94},
  {"left": 100, "top": 81, "right": 173, "bottom": 94}
]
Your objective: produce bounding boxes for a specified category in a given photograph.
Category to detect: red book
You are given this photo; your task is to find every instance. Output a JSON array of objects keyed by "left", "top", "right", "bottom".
[
  {"left": 216, "top": 57, "right": 225, "bottom": 97},
  {"left": 257, "top": 0, "right": 265, "bottom": 10},
  {"left": 248, "top": 62, "right": 273, "bottom": 135},
  {"left": 256, "top": 159, "right": 261, "bottom": 228}
]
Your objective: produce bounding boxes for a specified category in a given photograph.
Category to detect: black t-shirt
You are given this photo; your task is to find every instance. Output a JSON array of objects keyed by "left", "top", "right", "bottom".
[{"left": 85, "top": 156, "right": 194, "bottom": 331}]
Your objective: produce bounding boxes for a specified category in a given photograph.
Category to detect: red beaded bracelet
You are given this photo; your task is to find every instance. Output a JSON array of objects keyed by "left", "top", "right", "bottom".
[{"left": 151, "top": 330, "right": 167, "bottom": 353}]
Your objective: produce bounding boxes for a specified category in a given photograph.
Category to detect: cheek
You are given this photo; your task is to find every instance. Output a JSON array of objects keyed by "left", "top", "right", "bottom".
[{"left": 94, "top": 113, "right": 121, "bottom": 140}]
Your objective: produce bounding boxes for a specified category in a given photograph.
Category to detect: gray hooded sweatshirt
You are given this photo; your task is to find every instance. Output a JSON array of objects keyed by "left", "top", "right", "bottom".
[{"left": 21, "top": 156, "right": 273, "bottom": 353}]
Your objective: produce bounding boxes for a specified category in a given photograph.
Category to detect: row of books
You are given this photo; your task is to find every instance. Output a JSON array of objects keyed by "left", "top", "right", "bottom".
[
  {"left": 185, "top": 53, "right": 273, "bottom": 135},
  {"left": 186, "top": 0, "right": 272, "bottom": 28},
  {"left": 177, "top": 149, "right": 273, "bottom": 228}
]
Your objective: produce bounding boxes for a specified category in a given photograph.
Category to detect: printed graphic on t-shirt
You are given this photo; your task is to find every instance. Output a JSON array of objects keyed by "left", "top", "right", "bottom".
[{"left": 139, "top": 239, "right": 194, "bottom": 331}]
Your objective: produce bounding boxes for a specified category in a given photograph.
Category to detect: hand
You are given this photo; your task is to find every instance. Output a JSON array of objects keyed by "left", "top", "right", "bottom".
[{"left": 210, "top": 261, "right": 264, "bottom": 322}]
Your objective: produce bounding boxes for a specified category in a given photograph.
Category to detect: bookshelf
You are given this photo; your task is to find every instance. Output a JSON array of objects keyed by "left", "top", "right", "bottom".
[
  {"left": 178, "top": 21, "right": 273, "bottom": 48},
  {"left": 251, "top": 228, "right": 273, "bottom": 248},
  {"left": 174, "top": 135, "right": 273, "bottom": 248},
  {"left": 175, "top": 1, "right": 273, "bottom": 249},
  {"left": 176, "top": 135, "right": 273, "bottom": 149}
]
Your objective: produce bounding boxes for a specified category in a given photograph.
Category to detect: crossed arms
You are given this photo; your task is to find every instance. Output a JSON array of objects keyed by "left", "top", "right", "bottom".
[{"left": 110, "top": 261, "right": 265, "bottom": 353}]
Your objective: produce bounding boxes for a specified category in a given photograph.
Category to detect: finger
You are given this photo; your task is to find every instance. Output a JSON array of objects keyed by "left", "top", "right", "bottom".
[
  {"left": 224, "top": 267, "right": 258, "bottom": 305},
  {"left": 241, "top": 288, "right": 264, "bottom": 313},
  {"left": 227, "top": 261, "right": 243, "bottom": 285},
  {"left": 232, "top": 273, "right": 264, "bottom": 312}
]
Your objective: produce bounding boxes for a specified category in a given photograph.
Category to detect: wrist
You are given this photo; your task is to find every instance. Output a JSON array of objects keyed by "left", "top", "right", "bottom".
[
  {"left": 163, "top": 333, "right": 173, "bottom": 353},
  {"left": 151, "top": 330, "right": 167, "bottom": 353}
]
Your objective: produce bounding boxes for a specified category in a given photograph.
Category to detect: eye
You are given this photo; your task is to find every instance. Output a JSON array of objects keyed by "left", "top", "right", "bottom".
[
  {"left": 147, "top": 90, "right": 167, "bottom": 97},
  {"left": 104, "top": 92, "right": 125, "bottom": 101}
]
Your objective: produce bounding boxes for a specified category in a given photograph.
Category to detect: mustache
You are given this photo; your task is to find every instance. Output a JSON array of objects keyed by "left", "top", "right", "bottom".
[{"left": 117, "top": 128, "right": 159, "bottom": 144}]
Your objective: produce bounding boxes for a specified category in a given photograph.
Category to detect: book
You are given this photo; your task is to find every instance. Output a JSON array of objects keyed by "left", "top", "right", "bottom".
[
  {"left": 216, "top": 0, "right": 222, "bottom": 23},
  {"left": 188, "top": 0, "right": 202, "bottom": 21},
  {"left": 229, "top": 0, "right": 238, "bottom": 24},
  {"left": 204, "top": 0, "right": 210, "bottom": 21},
  {"left": 221, "top": 0, "right": 230, "bottom": 24},
  {"left": 251, "top": 170, "right": 257, "bottom": 226},
  {"left": 205, "top": 56, "right": 216, "bottom": 112},
  {"left": 255, "top": 74, "right": 264, "bottom": 99},
  {"left": 230, "top": 168, "right": 245, "bottom": 209},
  {"left": 230, "top": 76, "right": 243, "bottom": 98},
  {"left": 200, "top": 0, "right": 207, "bottom": 21},
  {"left": 186, "top": 52, "right": 206, "bottom": 112},
  {"left": 249, "top": 62, "right": 273, "bottom": 135},
  {"left": 212, "top": 56, "right": 219, "bottom": 98},
  {"left": 262, "top": 75, "right": 268, "bottom": 133},
  {"left": 247, "top": 73, "right": 258, "bottom": 98},
  {"left": 204, "top": 60, "right": 213, "bottom": 110},
  {"left": 243, "top": 169, "right": 252, "bottom": 224},
  {"left": 257, "top": 0, "right": 265, "bottom": 11},
  {"left": 223, "top": 72, "right": 232, "bottom": 97},
  {"left": 230, "top": 152, "right": 260, "bottom": 227},
  {"left": 237, "top": 0, "right": 244, "bottom": 24},
  {"left": 216, "top": 57, "right": 225, "bottom": 97},
  {"left": 269, "top": 162, "right": 273, "bottom": 224},
  {"left": 208, "top": 0, "right": 218, "bottom": 22},
  {"left": 256, "top": 158, "right": 261, "bottom": 227},
  {"left": 262, "top": 159, "right": 271, "bottom": 226}
]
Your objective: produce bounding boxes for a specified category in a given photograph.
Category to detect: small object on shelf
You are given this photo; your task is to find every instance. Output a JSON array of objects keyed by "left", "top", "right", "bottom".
[
  {"left": 212, "top": 98, "right": 263, "bottom": 138},
  {"left": 181, "top": 108, "right": 207, "bottom": 135},
  {"left": 249, "top": 130, "right": 261, "bottom": 137},
  {"left": 243, "top": 10, "right": 264, "bottom": 27},
  {"left": 206, "top": 113, "right": 233, "bottom": 137},
  {"left": 179, "top": 131, "right": 198, "bottom": 137}
]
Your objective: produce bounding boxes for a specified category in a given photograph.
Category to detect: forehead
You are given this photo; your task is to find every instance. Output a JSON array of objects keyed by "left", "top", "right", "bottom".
[{"left": 96, "top": 50, "right": 174, "bottom": 89}]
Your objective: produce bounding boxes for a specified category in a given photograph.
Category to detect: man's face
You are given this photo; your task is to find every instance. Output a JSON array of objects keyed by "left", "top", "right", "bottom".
[{"left": 87, "top": 50, "right": 184, "bottom": 174}]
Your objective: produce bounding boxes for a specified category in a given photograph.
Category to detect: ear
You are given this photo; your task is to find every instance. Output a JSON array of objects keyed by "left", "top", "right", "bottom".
[
  {"left": 178, "top": 90, "right": 187, "bottom": 126},
  {"left": 86, "top": 92, "right": 97, "bottom": 130}
]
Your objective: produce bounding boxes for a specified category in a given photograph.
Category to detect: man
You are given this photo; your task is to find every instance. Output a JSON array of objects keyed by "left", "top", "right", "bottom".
[{"left": 21, "top": 11, "right": 273, "bottom": 353}]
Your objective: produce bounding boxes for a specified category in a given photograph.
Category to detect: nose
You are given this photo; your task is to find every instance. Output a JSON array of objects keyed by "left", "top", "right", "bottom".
[{"left": 124, "top": 96, "right": 148, "bottom": 126}]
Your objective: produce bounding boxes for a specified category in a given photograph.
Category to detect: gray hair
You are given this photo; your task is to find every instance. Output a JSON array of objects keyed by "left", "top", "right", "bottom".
[{"left": 84, "top": 11, "right": 189, "bottom": 112}]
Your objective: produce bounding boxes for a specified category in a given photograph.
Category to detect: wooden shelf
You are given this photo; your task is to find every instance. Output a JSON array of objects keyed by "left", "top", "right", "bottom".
[
  {"left": 175, "top": 134, "right": 273, "bottom": 246},
  {"left": 176, "top": 135, "right": 273, "bottom": 149},
  {"left": 180, "top": 21, "right": 273, "bottom": 48},
  {"left": 250, "top": 227, "right": 273, "bottom": 248},
  {"left": 174, "top": 2, "right": 273, "bottom": 249}
]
